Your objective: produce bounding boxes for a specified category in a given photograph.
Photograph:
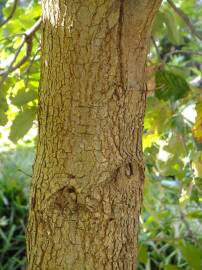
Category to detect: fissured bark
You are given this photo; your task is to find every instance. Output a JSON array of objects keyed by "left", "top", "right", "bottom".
[{"left": 27, "top": 1, "right": 162, "bottom": 269}]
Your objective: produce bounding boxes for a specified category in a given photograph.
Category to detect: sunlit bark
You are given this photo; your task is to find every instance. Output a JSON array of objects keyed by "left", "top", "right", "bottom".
[{"left": 27, "top": 1, "right": 162, "bottom": 269}]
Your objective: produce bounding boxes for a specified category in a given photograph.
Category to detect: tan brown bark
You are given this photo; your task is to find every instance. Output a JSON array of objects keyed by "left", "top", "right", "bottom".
[{"left": 27, "top": 1, "right": 162, "bottom": 269}]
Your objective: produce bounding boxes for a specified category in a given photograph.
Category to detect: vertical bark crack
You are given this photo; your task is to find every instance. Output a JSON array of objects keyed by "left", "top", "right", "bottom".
[{"left": 117, "top": 0, "right": 124, "bottom": 88}]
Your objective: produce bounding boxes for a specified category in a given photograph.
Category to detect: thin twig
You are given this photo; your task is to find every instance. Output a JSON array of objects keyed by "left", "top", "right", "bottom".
[
  {"left": 167, "top": 0, "right": 202, "bottom": 41},
  {"left": 0, "top": 37, "right": 26, "bottom": 85},
  {"left": 164, "top": 49, "right": 202, "bottom": 62},
  {"left": 24, "top": 47, "right": 41, "bottom": 87},
  {"left": 0, "top": 33, "right": 24, "bottom": 42},
  {"left": 0, "top": 18, "right": 41, "bottom": 86},
  {"left": 0, "top": 0, "right": 18, "bottom": 28},
  {"left": 25, "top": 17, "right": 41, "bottom": 37},
  {"left": 17, "top": 168, "right": 32, "bottom": 178}
]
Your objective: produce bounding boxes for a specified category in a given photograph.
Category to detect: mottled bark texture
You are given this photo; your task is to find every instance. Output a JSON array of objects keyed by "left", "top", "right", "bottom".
[{"left": 27, "top": 1, "right": 162, "bottom": 269}]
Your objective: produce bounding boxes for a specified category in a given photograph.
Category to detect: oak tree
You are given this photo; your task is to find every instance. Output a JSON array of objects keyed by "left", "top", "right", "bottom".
[{"left": 26, "top": 1, "right": 163, "bottom": 269}]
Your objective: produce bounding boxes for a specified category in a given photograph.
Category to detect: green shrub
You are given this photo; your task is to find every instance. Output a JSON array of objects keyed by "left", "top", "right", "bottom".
[
  {"left": 0, "top": 179, "right": 28, "bottom": 270},
  {"left": 0, "top": 146, "right": 33, "bottom": 270}
]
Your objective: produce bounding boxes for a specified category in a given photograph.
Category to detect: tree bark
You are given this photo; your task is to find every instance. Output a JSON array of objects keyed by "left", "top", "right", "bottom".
[{"left": 27, "top": 1, "right": 162, "bottom": 269}]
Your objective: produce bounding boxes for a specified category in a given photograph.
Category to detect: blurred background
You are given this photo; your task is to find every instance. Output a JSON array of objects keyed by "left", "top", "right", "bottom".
[{"left": 0, "top": 0, "right": 202, "bottom": 269}]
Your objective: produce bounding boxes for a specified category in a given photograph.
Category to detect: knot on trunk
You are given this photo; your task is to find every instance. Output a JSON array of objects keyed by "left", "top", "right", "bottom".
[{"left": 50, "top": 186, "right": 78, "bottom": 214}]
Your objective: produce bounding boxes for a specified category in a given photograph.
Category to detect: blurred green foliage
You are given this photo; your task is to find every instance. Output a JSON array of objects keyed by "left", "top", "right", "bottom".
[
  {"left": 139, "top": 0, "right": 202, "bottom": 268},
  {"left": 0, "top": 0, "right": 202, "bottom": 270},
  {"left": 0, "top": 147, "right": 34, "bottom": 270}
]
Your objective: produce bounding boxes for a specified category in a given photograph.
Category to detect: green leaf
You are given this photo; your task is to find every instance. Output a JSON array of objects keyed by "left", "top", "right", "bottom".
[
  {"left": 138, "top": 244, "right": 148, "bottom": 264},
  {"left": 157, "top": 155, "right": 185, "bottom": 178},
  {"left": 193, "top": 98, "right": 202, "bottom": 143},
  {"left": 186, "top": 210, "right": 202, "bottom": 219},
  {"left": 152, "top": 10, "right": 181, "bottom": 44},
  {"left": 25, "top": 2, "right": 41, "bottom": 19},
  {"left": 11, "top": 89, "right": 38, "bottom": 107},
  {"left": 0, "top": 109, "right": 8, "bottom": 126},
  {"left": 9, "top": 108, "right": 36, "bottom": 143},
  {"left": 163, "top": 10, "right": 181, "bottom": 45},
  {"left": 152, "top": 11, "right": 165, "bottom": 36},
  {"left": 163, "top": 133, "right": 186, "bottom": 156},
  {"left": 190, "top": 186, "right": 200, "bottom": 202},
  {"left": 0, "top": 90, "right": 9, "bottom": 126},
  {"left": 192, "top": 153, "right": 202, "bottom": 178},
  {"left": 177, "top": 241, "right": 202, "bottom": 270},
  {"left": 195, "top": 177, "right": 202, "bottom": 194},
  {"left": 144, "top": 96, "right": 172, "bottom": 133},
  {"left": 0, "top": 98, "right": 8, "bottom": 126},
  {"left": 155, "top": 70, "right": 190, "bottom": 101}
]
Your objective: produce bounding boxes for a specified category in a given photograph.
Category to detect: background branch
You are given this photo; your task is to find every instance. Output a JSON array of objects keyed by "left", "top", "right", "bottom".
[
  {"left": 164, "top": 49, "right": 202, "bottom": 62},
  {"left": 167, "top": 0, "right": 202, "bottom": 41},
  {"left": 0, "top": 18, "right": 41, "bottom": 86},
  {"left": 24, "top": 47, "right": 41, "bottom": 87},
  {"left": 0, "top": 0, "right": 18, "bottom": 28}
]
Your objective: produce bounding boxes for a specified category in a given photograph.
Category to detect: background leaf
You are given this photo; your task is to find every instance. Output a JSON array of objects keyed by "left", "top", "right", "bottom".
[
  {"left": 9, "top": 108, "right": 36, "bottom": 143},
  {"left": 155, "top": 70, "right": 190, "bottom": 101}
]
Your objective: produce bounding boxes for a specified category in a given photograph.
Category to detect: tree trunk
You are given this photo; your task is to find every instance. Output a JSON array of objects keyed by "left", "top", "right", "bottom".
[{"left": 27, "top": 1, "right": 162, "bottom": 269}]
